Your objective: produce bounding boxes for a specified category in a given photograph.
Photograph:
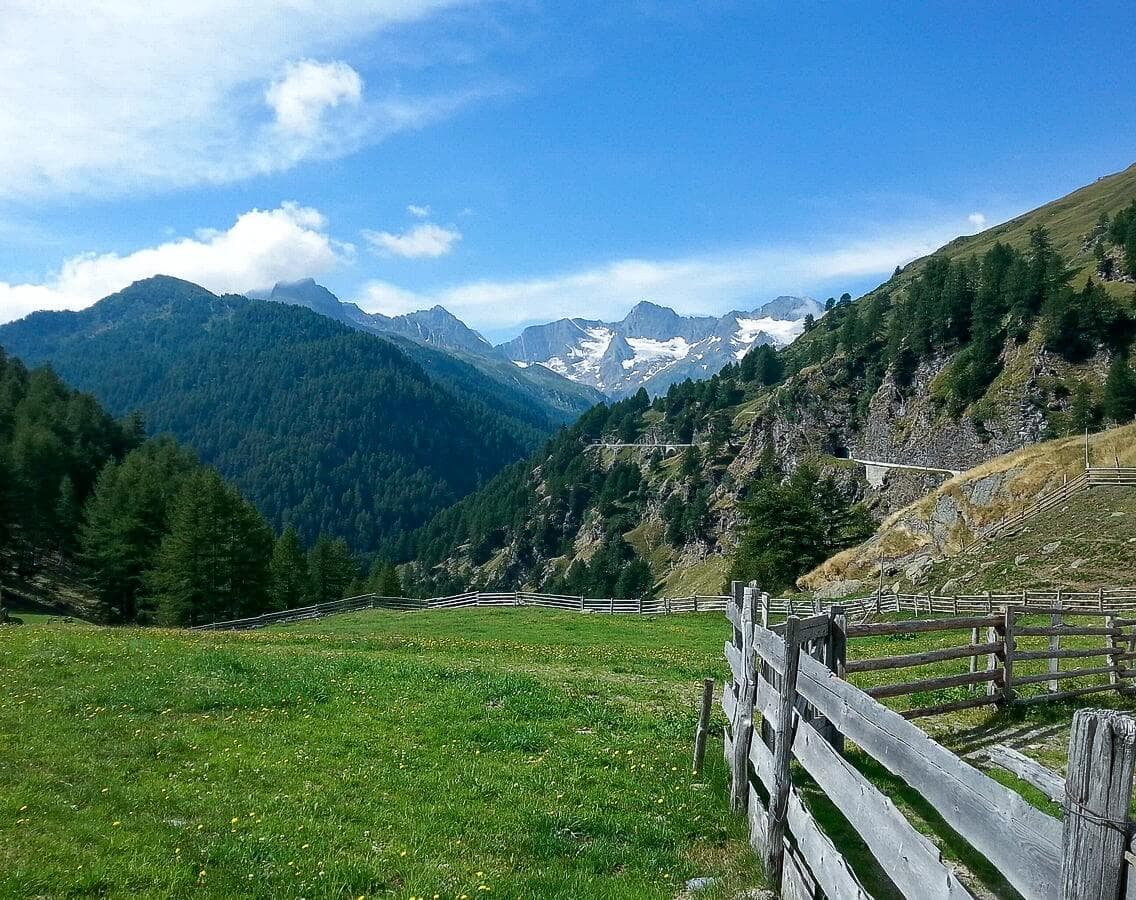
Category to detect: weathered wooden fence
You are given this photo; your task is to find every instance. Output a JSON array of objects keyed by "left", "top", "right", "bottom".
[
  {"left": 764, "top": 588, "right": 1136, "bottom": 620},
  {"left": 723, "top": 581, "right": 1136, "bottom": 899},
  {"left": 842, "top": 604, "right": 1136, "bottom": 719},
  {"left": 190, "top": 590, "right": 731, "bottom": 631},
  {"left": 969, "top": 466, "right": 1136, "bottom": 547}
]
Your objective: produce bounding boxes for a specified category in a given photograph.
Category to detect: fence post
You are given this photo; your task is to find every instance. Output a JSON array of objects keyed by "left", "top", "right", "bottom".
[
  {"left": 580, "top": 595, "right": 585, "bottom": 612},
  {"left": 692, "top": 677, "right": 714, "bottom": 775},
  {"left": 638, "top": 596, "right": 643, "bottom": 616},
  {"left": 765, "top": 615, "right": 801, "bottom": 885},
  {"left": 729, "top": 583, "right": 755, "bottom": 814},
  {"left": 1001, "top": 606, "right": 1017, "bottom": 703},
  {"left": 1050, "top": 595, "right": 1063, "bottom": 693},
  {"left": 821, "top": 605, "right": 846, "bottom": 753},
  {"left": 760, "top": 591, "right": 770, "bottom": 628},
  {"left": 609, "top": 597, "right": 614, "bottom": 615},
  {"left": 1061, "top": 709, "right": 1136, "bottom": 900}
]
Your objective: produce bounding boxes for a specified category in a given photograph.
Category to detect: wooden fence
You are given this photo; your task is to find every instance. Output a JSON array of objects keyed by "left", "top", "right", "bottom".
[
  {"left": 190, "top": 590, "right": 730, "bottom": 631},
  {"left": 969, "top": 466, "right": 1136, "bottom": 547},
  {"left": 723, "top": 581, "right": 1136, "bottom": 900}
]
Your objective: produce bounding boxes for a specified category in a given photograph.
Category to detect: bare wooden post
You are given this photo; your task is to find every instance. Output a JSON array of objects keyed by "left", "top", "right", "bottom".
[
  {"left": 692, "top": 677, "right": 714, "bottom": 775},
  {"left": 1001, "top": 607, "right": 1017, "bottom": 703},
  {"left": 986, "top": 624, "right": 1001, "bottom": 699},
  {"left": 765, "top": 615, "right": 802, "bottom": 885},
  {"left": 1061, "top": 709, "right": 1136, "bottom": 900},
  {"left": 970, "top": 625, "right": 980, "bottom": 690},
  {"left": 1106, "top": 615, "right": 1119, "bottom": 692},
  {"left": 760, "top": 590, "right": 770, "bottom": 628},
  {"left": 1050, "top": 596, "right": 1063, "bottom": 693},
  {"left": 729, "top": 584, "right": 756, "bottom": 813},
  {"left": 820, "top": 606, "right": 846, "bottom": 753}
]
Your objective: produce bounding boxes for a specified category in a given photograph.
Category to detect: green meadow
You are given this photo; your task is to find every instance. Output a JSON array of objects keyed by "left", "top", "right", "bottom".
[{"left": 0, "top": 610, "right": 761, "bottom": 899}]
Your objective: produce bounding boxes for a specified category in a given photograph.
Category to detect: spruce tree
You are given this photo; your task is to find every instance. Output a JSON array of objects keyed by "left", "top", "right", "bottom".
[
  {"left": 308, "top": 535, "right": 357, "bottom": 604},
  {"left": 269, "top": 528, "right": 309, "bottom": 611},
  {"left": 1102, "top": 355, "right": 1136, "bottom": 424}
]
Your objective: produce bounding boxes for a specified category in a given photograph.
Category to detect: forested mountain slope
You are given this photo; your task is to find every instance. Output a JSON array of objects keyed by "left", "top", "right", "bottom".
[
  {"left": 0, "top": 349, "right": 290, "bottom": 626},
  {"left": 0, "top": 277, "right": 544, "bottom": 555},
  {"left": 403, "top": 164, "right": 1136, "bottom": 598}
]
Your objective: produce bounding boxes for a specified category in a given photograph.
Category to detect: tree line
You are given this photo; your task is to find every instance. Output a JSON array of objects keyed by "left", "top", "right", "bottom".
[{"left": 0, "top": 351, "right": 397, "bottom": 626}]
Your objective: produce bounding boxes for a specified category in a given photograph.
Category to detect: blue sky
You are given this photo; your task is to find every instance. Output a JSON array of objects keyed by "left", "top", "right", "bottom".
[{"left": 0, "top": 1, "right": 1132, "bottom": 340}]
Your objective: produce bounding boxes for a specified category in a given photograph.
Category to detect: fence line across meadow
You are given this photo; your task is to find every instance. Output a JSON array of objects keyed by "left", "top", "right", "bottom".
[
  {"left": 189, "top": 591, "right": 732, "bottom": 631},
  {"left": 190, "top": 586, "right": 1136, "bottom": 632}
]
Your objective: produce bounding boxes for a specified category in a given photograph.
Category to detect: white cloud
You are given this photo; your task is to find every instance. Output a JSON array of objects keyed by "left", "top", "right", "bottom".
[
  {"left": 364, "top": 223, "right": 462, "bottom": 258},
  {"left": 358, "top": 223, "right": 963, "bottom": 328},
  {"left": 0, "top": 1, "right": 483, "bottom": 199},
  {"left": 0, "top": 203, "right": 349, "bottom": 322},
  {"left": 968, "top": 212, "right": 988, "bottom": 229},
  {"left": 407, "top": 204, "right": 432, "bottom": 218},
  {"left": 267, "top": 60, "right": 363, "bottom": 136}
]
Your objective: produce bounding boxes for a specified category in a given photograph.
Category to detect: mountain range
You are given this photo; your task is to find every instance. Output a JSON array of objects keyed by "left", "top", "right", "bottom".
[
  {"left": 258, "top": 278, "right": 820, "bottom": 400},
  {"left": 498, "top": 296, "right": 821, "bottom": 398}
]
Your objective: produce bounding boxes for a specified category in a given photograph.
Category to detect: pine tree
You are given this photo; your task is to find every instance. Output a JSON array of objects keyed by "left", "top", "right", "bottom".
[
  {"left": 147, "top": 469, "right": 273, "bottom": 626},
  {"left": 269, "top": 528, "right": 309, "bottom": 611},
  {"left": 308, "top": 535, "right": 357, "bottom": 604},
  {"left": 1068, "top": 380, "right": 1099, "bottom": 436},
  {"left": 370, "top": 560, "right": 402, "bottom": 597},
  {"left": 1102, "top": 355, "right": 1136, "bottom": 424},
  {"left": 80, "top": 439, "right": 197, "bottom": 623}
]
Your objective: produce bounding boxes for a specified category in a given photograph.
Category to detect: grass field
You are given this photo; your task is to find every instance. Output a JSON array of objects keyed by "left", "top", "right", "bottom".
[{"left": 0, "top": 609, "right": 762, "bottom": 899}]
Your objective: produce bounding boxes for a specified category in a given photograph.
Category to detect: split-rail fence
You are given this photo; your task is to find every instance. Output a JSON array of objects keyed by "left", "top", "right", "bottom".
[
  {"left": 190, "top": 590, "right": 730, "bottom": 631},
  {"left": 724, "top": 581, "right": 1136, "bottom": 900}
]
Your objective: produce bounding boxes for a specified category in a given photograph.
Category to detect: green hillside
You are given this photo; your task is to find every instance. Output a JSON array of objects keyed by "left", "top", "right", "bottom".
[
  {"left": 0, "top": 611, "right": 760, "bottom": 898},
  {"left": 803, "top": 423, "right": 1136, "bottom": 595},
  {"left": 901, "top": 162, "right": 1136, "bottom": 295},
  {"left": 406, "top": 163, "right": 1136, "bottom": 597}
]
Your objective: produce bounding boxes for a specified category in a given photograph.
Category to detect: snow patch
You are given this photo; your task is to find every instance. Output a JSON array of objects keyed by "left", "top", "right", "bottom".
[
  {"left": 734, "top": 316, "right": 803, "bottom": 346},
  {"left": 620, "top": 336, "right": 691, "bottom": 370}
]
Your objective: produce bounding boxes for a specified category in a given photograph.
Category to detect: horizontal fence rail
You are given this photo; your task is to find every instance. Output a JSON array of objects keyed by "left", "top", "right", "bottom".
[
  {"left": 189, "top": 591, "right": 730, "bottom": 631},
  {"left": 968, "top": 466, "right": 1136, "bottom": 547},
  {"left": 190, "top": 586, "right": 1136, "bottom": 632},
  {"left": 722, "top": 580, "right": 1136, "bottom": 900}
]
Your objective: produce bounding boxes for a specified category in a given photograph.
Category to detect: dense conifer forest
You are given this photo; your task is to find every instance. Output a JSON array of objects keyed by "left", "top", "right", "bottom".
[
  {"left": 0, "top": 349, "right": 399, "bottom": 625},
  {"left": 0, "top": 277, "right": 549, "bottom": 557}
]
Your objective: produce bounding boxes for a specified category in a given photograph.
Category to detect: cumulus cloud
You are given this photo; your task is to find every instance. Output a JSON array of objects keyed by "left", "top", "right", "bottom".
[
  {"left": 407, "top": 204, "right": 432, "bottom": 218},
  {"left": 364, "top": 222, "right": 462, "bottom": 258},
  {"left": 357, "top": 223, "right": 964, "bottom": 328},
  {"left": 968, "top": 212, "right": 988, "bottom": 229},
  {"left": 267, "top": 60, "right": 363, "bottom": 135},
  {"left": 0, "top": 1, "right": 484, "bottom": 199},
  {"left": 0, "top": 203, "right": 349, "bottom": 322}
]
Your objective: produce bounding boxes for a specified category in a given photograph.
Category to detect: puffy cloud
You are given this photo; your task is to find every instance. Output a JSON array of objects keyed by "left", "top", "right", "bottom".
[
  {"left": 407, "top": 204, "right": 432, "bottom": 218},
  {"left": 0, "top": 203, "right": 349, "bottom": 323},
  {"left": 968, "top": 212, "right": 988, "bottom": 229},
  {"left": 364, "top": 223, "right": 462, "bottom": 258},
  {"left": 358, "top": 223, "right": 963, "bottom": 328},
  {"left": 267, "top": 60, "right": 363, "bottom": 135},
  {"left": 0, "top": 1, "right": 482, "bottom": 199}
]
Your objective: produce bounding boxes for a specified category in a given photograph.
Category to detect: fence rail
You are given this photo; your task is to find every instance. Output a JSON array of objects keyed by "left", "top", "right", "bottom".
[
  {"left": 190, "top": 586, "right": 1136, "bottom": 632},
  {"left": 190, "top": 591, "right": 730, "bottom": 631},
  {"left": 967, "top": 466, "right": 1136, "bottom": 547},
  {"left": 723, "top": 581, "right": 1136, "bottom": 900}
]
